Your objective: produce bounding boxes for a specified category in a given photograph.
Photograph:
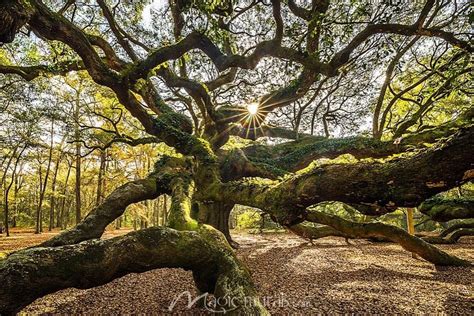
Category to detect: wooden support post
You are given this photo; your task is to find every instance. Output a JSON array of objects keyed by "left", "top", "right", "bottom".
[{"left": 406, "top": 208, "right": 417, "bottom": 258}]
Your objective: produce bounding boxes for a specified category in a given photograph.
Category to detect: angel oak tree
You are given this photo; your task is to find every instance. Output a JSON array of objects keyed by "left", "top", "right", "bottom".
[{"left": 0, "top": 0, "right": 473, "bottom": 314}]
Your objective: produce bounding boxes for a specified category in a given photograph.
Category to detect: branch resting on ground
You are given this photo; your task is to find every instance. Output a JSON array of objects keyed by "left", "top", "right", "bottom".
[
  {"left": 0, "top": 227, "right": 267, "bottom": 315},
  {"left": 305, "top": 209, "right": 471, "bottom": 266}
]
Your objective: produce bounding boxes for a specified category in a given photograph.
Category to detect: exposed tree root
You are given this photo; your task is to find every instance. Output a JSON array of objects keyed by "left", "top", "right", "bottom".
[
  {"left": 0, "top": 227, "right": 267, "bottom": 315},
  {"left": 305, "top": 209, "right": 471, "bottom": 266}
]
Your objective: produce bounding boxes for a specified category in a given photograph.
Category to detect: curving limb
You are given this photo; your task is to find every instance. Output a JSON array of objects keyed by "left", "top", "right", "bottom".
[
  {"left": 438, "top": 219, "right": 474, "bottom": 238},
  {"left": 419, "top": 197, "right": 474, "bottom": 222},
  {"left": 39, "top": 176, "right": 162, "bottom": 247},
  {"left": 305, "top": 209, "right": 471, "bottom": 266},
  {"left": 214, "top": 126, "right": 474, "bottom": 223},
  {"left": 421, "top": 228, "right": 474, "bottom": 244},
  {"left": 418, "top": 219, "right": 474, "bottom": 244},
  {"left": 287, "top": 223, "right": 350, "bottom": 242},
  {"left": 0, "top": 227, "right": 267, "bottom": 315}
]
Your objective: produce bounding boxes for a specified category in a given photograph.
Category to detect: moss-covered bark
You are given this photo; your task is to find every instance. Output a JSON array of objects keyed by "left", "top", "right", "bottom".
[
  {"left": 0, "top": 227, "right": 267, "bottom": 315},
  {"left": 167, "top": 177, "right": 199, "bottom": 231},
  {"left": 244, "top": 136, "right": 397, "bottom": 172},
  {"left": 1, "top": 1, "right": 472, "bottom": 313},
  {"left": 39, "top": 176, "right": 161, "bottom": 247},
  {"left": 219, "top": 148, "right": 287, "bottom": 181},
  {"left": 196, "top": 201, "right": 237, "bottom": 247},
  {"left": 216, "top": 126, "right": 474, "bottom": 221},
  {"left": 419, "top": 197, "right": 474, "bottom": 222},
  {"left": 288, "top": 223, "right": 350, "bottom": 241},
  {"left": 438, "top": 219, "right": 474, "bottom": 237},
  {"left": 241, "top": 111, "right": 473, "bottom": 174},
  {"left": 418, "top": 219, "right": 474, "bottom": 244}
]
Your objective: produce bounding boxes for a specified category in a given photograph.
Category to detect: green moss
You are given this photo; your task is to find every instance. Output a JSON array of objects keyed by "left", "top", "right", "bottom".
[
  {"left": 167, "top": 178, "right": 202, "bottom": 231},
  {"left": 245, "top": 136, "right": 391, "bottom": 171},
  {"left": 419, "top": 196, "right": 474, "bottom": 221},
  {"left": 252, "top": 161, "right": 287, "bottom": 177}
]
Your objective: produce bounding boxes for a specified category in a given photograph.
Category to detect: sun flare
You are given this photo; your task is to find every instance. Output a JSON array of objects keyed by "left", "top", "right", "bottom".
[{"left": 247, "top": 102, "right": 259, "bottom": 115}]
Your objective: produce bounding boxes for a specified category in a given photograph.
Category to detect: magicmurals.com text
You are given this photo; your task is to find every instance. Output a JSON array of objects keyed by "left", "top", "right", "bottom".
[{"left": 168, "top": 291, "right": 313, "bottom": 313}]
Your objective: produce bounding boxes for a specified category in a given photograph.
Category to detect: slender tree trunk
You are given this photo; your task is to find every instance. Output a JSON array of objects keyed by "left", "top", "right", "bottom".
[
  {"left": 5, "top": 145, "right": 26, "bottom": 236},
  {"left": 35, "top": 120, "right": 55, "bottom": 234},
  {"left": 3, "top": 188, "right": 9, "bottom": 237},
  {"left": 4, "top": 185, "right": 10, "bottom": 237},
  {"left": 12, "top": 168, "right": 23, "bottom": 229},
  {"left": 35, "top": 165, "right": 43, "bottom": 234},
  {"left": 406, "top": 208, "right": 416, "bottom": 258},
  {"left": 0, "top": 145, "right": 18, "bottom": 190},
  {"left": 157, "top": 196, "right": 163, "bottom": 226},
  {"left": 74, "top": 96, "right": 82, "bottom": 224},
  {"left": 57, "top": 160, "right": 72, "bottom": 228},
  {"left": 96, "top": 149, "right": 106, "bottom": 206},
  {"left": 62, "top": 197, "right": 72, "bottom": 230},
  {"left": 49, "top": 151, "right": 63, "bottom": 231},
  {"left": 153, "top": 198, "right": 159, "bottom": 226},
  {"left": 322, "top": 113, "right": 330, "bottom": 138},
  {"left": 1, "top": 145, "right": 19, "bottom": 236}
]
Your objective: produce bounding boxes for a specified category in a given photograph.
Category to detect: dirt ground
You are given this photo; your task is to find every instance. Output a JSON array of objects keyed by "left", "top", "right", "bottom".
[{"left": 1, "top": 228, "right": 473, "bottom": 315}]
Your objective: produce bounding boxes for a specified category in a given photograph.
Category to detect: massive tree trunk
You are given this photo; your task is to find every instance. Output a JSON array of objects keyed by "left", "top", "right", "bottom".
[
  {"left": 197, "top": 201, "right": 236, "bottom": 247},
  {"left": 0, "top": 2, "right": 473, "bottom": 313},
  {"left": 0, "top": 227, "right": 266, "bottom": 315}
]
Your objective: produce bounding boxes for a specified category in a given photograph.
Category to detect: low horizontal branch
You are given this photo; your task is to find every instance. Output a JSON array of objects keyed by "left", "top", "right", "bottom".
[{"left": 0, "top": 227, "right": 266, "bottom": 315}]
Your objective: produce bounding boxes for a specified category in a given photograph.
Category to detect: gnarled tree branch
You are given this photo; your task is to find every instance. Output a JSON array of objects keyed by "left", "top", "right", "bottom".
[{"left": 0, "top": 227, "right": 267, "bottom": 315}]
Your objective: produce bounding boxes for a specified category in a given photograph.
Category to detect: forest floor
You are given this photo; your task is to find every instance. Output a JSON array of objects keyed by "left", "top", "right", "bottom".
[{"left": 1, "top": 228, "right": 473, "bottom": 315}]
